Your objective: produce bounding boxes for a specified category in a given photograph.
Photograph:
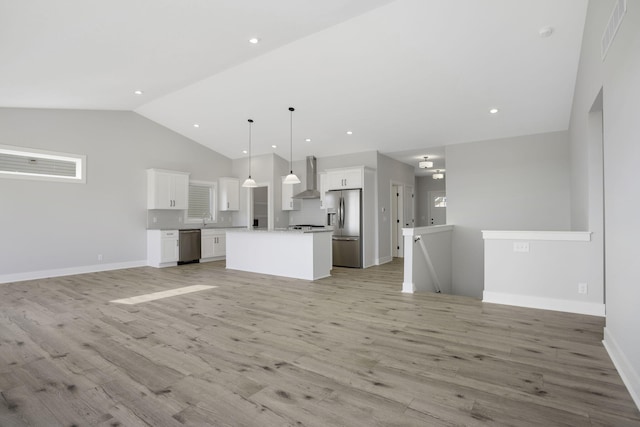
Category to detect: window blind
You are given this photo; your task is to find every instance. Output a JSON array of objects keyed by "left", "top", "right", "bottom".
[{"left": 188, "top": 184, "right": 212, "bottom": 219}]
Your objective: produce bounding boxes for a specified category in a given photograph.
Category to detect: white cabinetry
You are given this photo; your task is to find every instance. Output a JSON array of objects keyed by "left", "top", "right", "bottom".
[
  {"left": 319, "top": 172, "right": 327, "bottom": 209},
  {"left": 201, "top": 229, "right": 226, "bottom": 260},
  {"left": 147, "top": 169, "right": 190, "bottom": 210},
  {"left": 281, "top": 177, "right": 302, "bottom": 211},
  {"left": 219, "top": 177, "right": 239, "bottom": 211},
  {"left": 147, "top": 230, "right": 179, "bottom": 268},
  {"left": 326, "top": 168, "right": 363, "bottom": 190}
]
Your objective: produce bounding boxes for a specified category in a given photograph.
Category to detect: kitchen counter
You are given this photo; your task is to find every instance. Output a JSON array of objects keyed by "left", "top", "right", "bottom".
[
  {"left": 232, "top": 228, "right": 333, "bottom": 234},
  {"left": 146, "top": 226, "right": 247, "bottom": 230},
  {"left": 225, "top": 229, "right": 332, "bottom": 280}
]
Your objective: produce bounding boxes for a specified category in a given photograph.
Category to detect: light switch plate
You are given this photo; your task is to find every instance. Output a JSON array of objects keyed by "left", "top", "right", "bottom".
[
  {"left": 578, "top": 282, "right": 588, "bottom": 294},
  {"left": 513, "top": 242, "right": 530, "bottom": 253}
]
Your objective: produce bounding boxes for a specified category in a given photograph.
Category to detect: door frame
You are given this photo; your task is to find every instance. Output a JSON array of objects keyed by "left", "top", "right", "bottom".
[
  {"left": 246, "top": 181, "right": 272, "bottom": 229},
  {"left": 390, "top": 182, "right": 405, "bottom": 258}
]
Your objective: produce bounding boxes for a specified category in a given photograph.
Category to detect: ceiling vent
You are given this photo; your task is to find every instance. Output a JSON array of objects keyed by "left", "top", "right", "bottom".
[{"left": 602, "top": 0, "right": 627, "bottom": 61}]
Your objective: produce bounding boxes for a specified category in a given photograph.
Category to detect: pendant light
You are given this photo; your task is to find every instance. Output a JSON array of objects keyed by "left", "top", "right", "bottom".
[
  {"left": 242, "top": 119, "right": 257, "bottom": 188},
  {"left": 419, "top": 156, "right": 433, "bottom": 169},
  {"left": 433, "top": 170, "right": 444, "bottom": 180},
  {"left": 283, "top": 107, "right": 301, "bottom": 185}
]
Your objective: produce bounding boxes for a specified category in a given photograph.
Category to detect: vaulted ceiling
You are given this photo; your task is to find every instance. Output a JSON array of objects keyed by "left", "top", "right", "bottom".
[{"left": 0, "top": 0, "right": 588, "bottom": 175}]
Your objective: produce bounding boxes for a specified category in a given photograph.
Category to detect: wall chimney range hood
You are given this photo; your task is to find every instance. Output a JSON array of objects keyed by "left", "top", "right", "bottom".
[{"left": 292, "top": 156, "right": 320, "bottom": 199}]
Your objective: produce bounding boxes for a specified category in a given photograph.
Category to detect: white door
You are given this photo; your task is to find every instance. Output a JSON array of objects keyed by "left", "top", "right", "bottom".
[{"left": 428, "top": 191, "right": 447, "bottom": 226}]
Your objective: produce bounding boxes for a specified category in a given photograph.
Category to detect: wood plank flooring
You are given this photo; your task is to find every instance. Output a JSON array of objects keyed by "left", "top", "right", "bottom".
[{"left": 1, "top": 259, "right": 639, "bottom": 426}]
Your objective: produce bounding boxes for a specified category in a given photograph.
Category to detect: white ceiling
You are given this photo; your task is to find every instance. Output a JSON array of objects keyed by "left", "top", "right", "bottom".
[{"left": 0, "top": 0, "right": 588, "bottom": 174}]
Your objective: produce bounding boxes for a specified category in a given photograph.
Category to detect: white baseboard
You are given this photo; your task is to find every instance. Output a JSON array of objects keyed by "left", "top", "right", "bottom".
[
  {"left": 482, "top": 291, "right": 605, "bottom": 317},
  {"left": 0, "top": 260, "right": 147, "bottom": 284},
  {"left": 402, "top": 281, "right": 414, "bottom": 293},
  {"left": 376, "top": 256, "right": 393, "bottom": 265},
  {"left": 603, "top": 327, "right": 640, "bottom": 411}
]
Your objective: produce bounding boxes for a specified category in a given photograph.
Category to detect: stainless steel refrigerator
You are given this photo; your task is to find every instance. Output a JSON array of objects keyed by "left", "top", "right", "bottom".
[{"left": 326, "top": 189, "right": 362, "bottom": 268}]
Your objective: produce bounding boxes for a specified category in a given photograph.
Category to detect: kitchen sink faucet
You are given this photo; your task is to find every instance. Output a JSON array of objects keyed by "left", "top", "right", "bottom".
[{"left": 202, "top": 212, "right": 211, "bottom": 228}]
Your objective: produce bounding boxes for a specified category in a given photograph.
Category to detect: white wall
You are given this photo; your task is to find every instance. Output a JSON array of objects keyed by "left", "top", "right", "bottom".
[
  {"left": 571, "top": 0, "right": 640, "bottom": 408},
  {"left": 403, "top": 226, "right": 453, "bottom": 294},
  {"left": 0, "top": 108, "right": 233, "bottom": 281},
  {"left": 446, "top": 131, "right": 571, "bottom": 298},
  {"left": 483, "top": 231, "right": 603, "bottom": 316}
]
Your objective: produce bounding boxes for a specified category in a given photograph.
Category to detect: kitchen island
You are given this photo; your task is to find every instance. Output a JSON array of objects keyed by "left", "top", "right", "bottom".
[{"left": 226, "top": 228, "right": 333, "bottom": 280}]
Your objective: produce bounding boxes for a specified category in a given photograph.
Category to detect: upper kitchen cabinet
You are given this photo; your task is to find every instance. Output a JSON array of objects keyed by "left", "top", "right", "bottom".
[
  {"left": 219, "top": 177, "right": 239, "bottom": 211},
  {"left": 326, "top": 168, "right": 363, "bottom": 190},
  {"left": 281, "top": 176, "right": 302, "bottom": 211},
  {"left": 319, "top": 172, "right": 327, "bottom": 209},
  {"left": 147, "top": 169, "right": 190, "bottom": 210}
]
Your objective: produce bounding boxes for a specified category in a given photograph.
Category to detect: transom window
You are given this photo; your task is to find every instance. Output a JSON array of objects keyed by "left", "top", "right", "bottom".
[{"left": 0, "top": 144, "right": 86, "bottom": 183}]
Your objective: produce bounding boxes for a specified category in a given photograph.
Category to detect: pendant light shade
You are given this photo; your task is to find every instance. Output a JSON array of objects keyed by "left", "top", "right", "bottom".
[
  {"left": 419, "top": 156, "right": 433, "bottom": 169},
  {"left": 242, "top": 119, "right": 257, "bottom": 188},
  {"left": 432, "top": 170, "right": 444, "bottom": 180},
  {"left": 283, "top": 107, "right": 301, "bottom": 185}
]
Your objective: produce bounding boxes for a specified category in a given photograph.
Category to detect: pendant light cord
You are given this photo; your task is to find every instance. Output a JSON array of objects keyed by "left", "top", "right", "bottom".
[
  {"left": 289, "top": 107, "right": 295, "bottom": 173},
  {"left": 248, "top": 119, "right": 253, "bottom": 178}
]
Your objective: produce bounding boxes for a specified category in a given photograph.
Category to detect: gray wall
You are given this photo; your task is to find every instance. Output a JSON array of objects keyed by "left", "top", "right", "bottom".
[
  {"left": 571, "top": 0, "right": 640, "bottom": 404},
  {"left": 446, "top": 131, "right": 571, "bottom": 297},
  {"left": 415, "top": 175, "right": 446, "bottom": 227},
  {"left": 376, "top": 153, "right": 415, "bottom": 263},
  {"left": 0, "top": 108, "right": 232, "bottom": 277},
  {"left": 232, "top": 153, "right": 290, "bottom": 229}
]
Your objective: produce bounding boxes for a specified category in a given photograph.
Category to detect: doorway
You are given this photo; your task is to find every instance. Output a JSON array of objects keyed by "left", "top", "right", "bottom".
[
  {"left": 252, "top": 186, "right": 269, "bottom": 229},
  {"left": 427, "top": 190, "right": 447, "bottom": 226}
]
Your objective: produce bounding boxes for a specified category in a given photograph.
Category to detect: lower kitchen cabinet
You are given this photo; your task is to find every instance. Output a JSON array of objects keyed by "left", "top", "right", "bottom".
[
  {"left": 147, "top": 230, "right": 179, "bottom": 268},
  {"left": 201, "top": 229, "right": 226, "bottom": 260}
]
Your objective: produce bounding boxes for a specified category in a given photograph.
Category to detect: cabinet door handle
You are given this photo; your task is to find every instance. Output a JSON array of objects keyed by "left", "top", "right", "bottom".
[{"left": 227, "top": 202, "right": 229, "bottom": 209}]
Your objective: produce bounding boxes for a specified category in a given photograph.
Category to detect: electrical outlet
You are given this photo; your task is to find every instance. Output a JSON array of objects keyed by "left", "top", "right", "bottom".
[
  {"left": 578, "top": 282, "right": 588, "bottom": 294},
  {"left": 513, "top": 242, "right": 530, "bottom": 253},
  {"left": 97, "top": 254, "right": 103, "bottom": 261}
]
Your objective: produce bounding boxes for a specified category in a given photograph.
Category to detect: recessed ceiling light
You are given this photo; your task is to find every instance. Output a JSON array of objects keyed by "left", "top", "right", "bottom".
[
  {"left": 305, "top": 138, "right": 311, "bottom": 142},
  {"left": 133, "top": 90, "right": 144, "bottom": 95},
  {"left": 489, "top": 108, "right": 499, "bottom": 114},
  {"left": 193, "top": 123, "right": 200, "bottom": 128},
  {"left": 346, "top": 131, "right": 353, "bottom": 135},
  {"left": 271, "top": 145, "right": 277, "bottom": 148},
  {"left": 248, "top": 37, "right": 260, "bottom": 44},
  {"left": 242, "top": 150, "right": 248, "bottom": 154}
]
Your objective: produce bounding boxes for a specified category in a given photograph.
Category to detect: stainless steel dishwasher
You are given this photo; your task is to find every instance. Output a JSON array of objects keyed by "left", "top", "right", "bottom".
[{"left": 178, "top": 229, "right": 201, "bottom": 264}]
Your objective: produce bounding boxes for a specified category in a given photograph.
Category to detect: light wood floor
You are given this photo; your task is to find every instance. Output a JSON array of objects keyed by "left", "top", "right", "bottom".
[{"left": 1, "top": 259, "right": 639, "bottom": 426}]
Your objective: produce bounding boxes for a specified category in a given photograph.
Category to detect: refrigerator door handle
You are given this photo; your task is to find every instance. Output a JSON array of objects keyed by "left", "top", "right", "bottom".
[
  {"left": 339, "top": 196, "right": 345, "bottom": 229},
  {"left": 332, "top": 236, "right": 359, "bottom": 241}
]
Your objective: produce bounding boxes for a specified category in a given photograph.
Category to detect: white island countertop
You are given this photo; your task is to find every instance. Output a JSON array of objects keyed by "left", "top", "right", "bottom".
[
  {"left": 231, "top": 227, "right": 333, "bottom": 234},
  {"left": 226, "top": 228, "right": 332, "bottom": 280}
]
